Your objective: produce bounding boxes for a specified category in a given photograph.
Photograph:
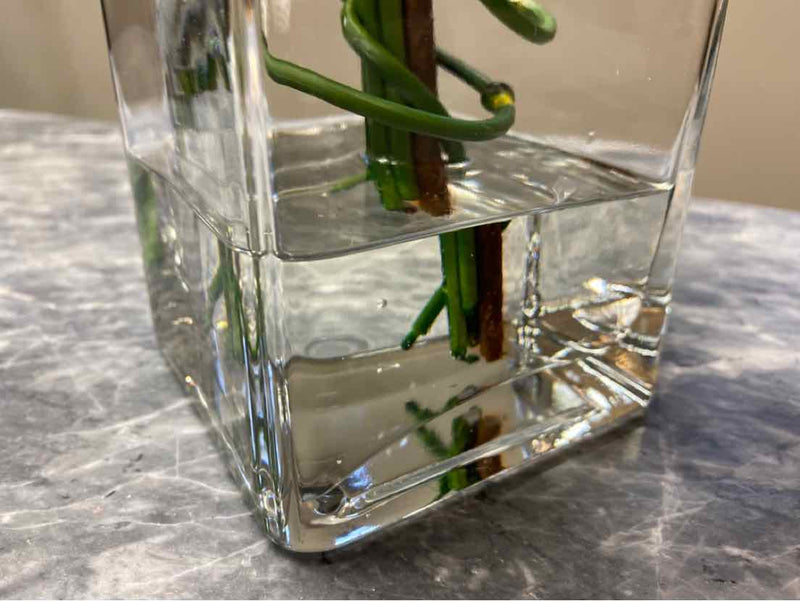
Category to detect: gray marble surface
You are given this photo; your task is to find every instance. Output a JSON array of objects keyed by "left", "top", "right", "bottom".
[{"left": 1, "top": 110, "right": 798, "bottom": 599}]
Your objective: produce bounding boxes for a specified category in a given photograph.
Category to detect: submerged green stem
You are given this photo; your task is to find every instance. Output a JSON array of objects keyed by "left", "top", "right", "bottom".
[
  {"left": 325, "top": 171, "right": 369, "bottom": 195},
  {"left": 402, "top": 285, "right": 447, "bottom": 350},
  {"left": 440, "top": 232, "right": 468, "bottom": 358},
  {"left": 456, "top": 228, "right": 479, "bottom": 341}
]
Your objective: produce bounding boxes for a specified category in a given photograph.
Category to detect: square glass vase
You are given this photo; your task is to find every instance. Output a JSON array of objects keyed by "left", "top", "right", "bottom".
[{"left": 102, "top": 0, "right": 727, "bottom": 551}]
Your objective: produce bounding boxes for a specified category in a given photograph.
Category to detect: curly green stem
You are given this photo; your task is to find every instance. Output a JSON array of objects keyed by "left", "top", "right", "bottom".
[{"left": 262, "top": 40, "right": 515, "bottom": 145}]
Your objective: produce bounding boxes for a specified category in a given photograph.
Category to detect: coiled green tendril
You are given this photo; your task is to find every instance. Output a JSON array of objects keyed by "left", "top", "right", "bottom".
[{"left": 261, "top": 0, "right": 556, "bottom": 156}]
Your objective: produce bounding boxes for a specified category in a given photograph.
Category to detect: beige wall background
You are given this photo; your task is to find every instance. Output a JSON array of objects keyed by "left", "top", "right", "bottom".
[{"left": 0, "top": 0, "right": 797, "bottom": 210}]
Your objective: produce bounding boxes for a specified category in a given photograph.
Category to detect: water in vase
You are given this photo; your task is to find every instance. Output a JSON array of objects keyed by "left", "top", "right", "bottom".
[{"left": 130, "top": 115, "right": 675, "bottom": 546}]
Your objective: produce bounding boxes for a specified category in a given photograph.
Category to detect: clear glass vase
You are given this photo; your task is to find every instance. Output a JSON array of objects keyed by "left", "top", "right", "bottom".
[{"left": 102, "top": 0, "right": 727, "bottom": 551}]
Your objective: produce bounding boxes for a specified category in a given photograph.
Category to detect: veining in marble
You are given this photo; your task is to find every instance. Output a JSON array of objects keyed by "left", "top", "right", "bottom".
[{"left": 0, "top": 111, "right": 798, "bottom": 599}]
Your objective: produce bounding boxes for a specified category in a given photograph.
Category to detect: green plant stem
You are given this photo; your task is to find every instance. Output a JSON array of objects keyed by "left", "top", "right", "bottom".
[
  {"left": 404, "top": 400, "right": 481, "bottom": 495},
  {"left": 356, "top": 0, "right": 401, "bottom": 209},
  {"left": 477, "top": 0, "right": 557, "bottom": 44},
  {"left": 414, "top": 425, "right": 451, "bottom": 461},
  {"left": 405, "top": 400, "right": 437, "bottom": 422},
  {"left": 456, "top": 228, "right": 479, "bottom": 342},
  {"left": 440, "top": 232, "right": 468, "bottom": 358},
  {"left": 262, "top": 38, "right": 515, "bottom": 144},
  {"left": 357, "top": 1, "right": 473, "bottom": 359},
  {"left": 325, "top": 171, "right": 369, "bottom": 195},
  {"left": 402, "top": 285, "right": 446, "bottom": 350},
  {"left": 344, "top": 0, "right": 464, "bottom": 164},
  {"left": 261, "top": 0, "right": 557, "bottom": 361},
  {"left": 378, "top": 0, "right": 419, "bottom": 201}
]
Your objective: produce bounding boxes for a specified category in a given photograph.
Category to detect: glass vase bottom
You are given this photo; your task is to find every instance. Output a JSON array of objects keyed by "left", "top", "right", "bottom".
[
  {"left": 191, "top": 340, "right": 652, "bottom": 552},
  {"left": 130, "top": 121, "right": 675, "bottom": 551}
]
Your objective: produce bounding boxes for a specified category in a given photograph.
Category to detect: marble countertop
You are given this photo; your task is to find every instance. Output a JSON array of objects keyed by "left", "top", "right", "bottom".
[{"left": 1, "top": 111, "right": 798, "bottom": 599}]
